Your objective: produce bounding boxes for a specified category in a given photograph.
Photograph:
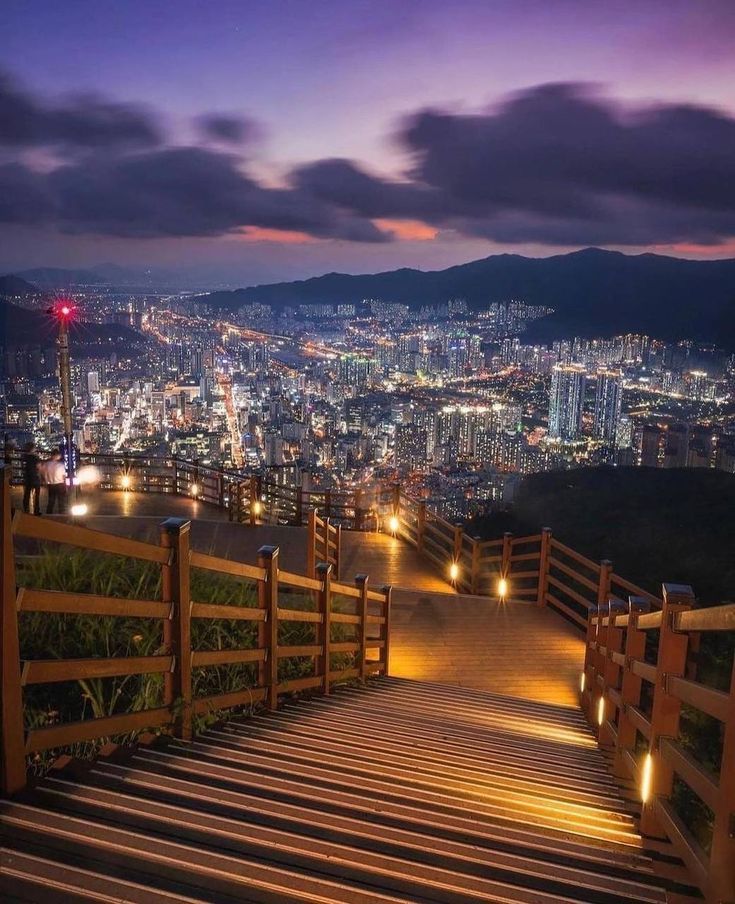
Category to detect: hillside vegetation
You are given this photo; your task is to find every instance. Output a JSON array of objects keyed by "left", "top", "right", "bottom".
[{"left": 470, "top": 467, "right": 735, "bottom": 604}]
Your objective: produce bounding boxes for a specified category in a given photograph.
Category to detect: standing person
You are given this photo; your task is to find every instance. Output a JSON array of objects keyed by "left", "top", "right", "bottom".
[
  {"left": 40, "top": 449, "right": 67, "bottom": 514},
  {"left": 21, "top": 441, "right": 41, "bottom": 515}
]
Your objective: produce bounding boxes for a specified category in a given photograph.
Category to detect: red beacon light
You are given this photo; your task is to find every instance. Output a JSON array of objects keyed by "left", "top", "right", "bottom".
[{"left": 52, "top": 300, "right": 76, "bottom": 321}]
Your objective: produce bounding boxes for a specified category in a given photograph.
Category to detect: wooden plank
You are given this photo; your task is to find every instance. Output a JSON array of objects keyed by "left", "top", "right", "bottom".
[
  {"left": 637, "top": 611, "right": 664, "bottom": 630},
  {"left": 191, "top": 602, "right": 263, "bottom": 622},
  {"left": 22, "top": 655, "right": 173, "bottom": 685},
  {"left": 331, "top": 582, "right": 361, "bottom": 599},
  {"left": 611, "top": 573, "right": 661, "bottom": 606},
  {"left": 627, "top": 705, "right": 652, "bottom": 740},
  {"left": 189, "top": 550, "right": 265, "bottom": 581},
  {"left": 191, "top": 648, "right": 264, "bottom": 667},
  {"left": 510, "top": 570, "right": 540, "bottom": 580},
  {"left": 332, "top": 612, "right": 360, "bottom": 625},
  {"left": 547, "top": 574, "right": 594, "bottom": 609},
  {"left": 653, "top": 798, "right": 709, "bottom": 891},
  {"left": 548, "top": 557, "right": 599, "bottom": 593},
  {"left": 329, "top": 667, "right": 360, "bottom": 683},
  {"left": 276, "top": 607, "right": 322, "bottom": 623},
  {"left": 631, "top": 659, "right": 657, "bottom": 683},
  {"left": 509, "top": 552, "right": 540, "bottom": 564},
  {"left": 13, "top": 511, "right": 169, "bottom": 564},
  {"left": 330, "top": 642, "right": 359, "bottom": 653},
  {"left": 192, "top": 686, "right": 267, "bottom": 715},
  {"left": 659, "top": 738, "right": 719, "bottom": 811},
  {"left": 676, "top": 603, "right": 735, "bottom": 632},
  {"left": 25, "top": 706, "right": 172, "bottom": 754},
  {"left": 276, "top": 644, "right": 322, "bottom": 658},
  {"left": 668, "top": 676, "right": 730, "bottom": 723},
  {"left": 510, "top": 534, "right": 542, "bottom": 547},
  {"left": 276, "top": 675, "right": 322, "bottom": 693},
  {"left": 366, "top": 590, "right": 386, "bottom": 603},
  {"left": 545, "top": 592, "right": 587, "bottom": 627},
  {"left": 17, "top": 587, "right": 168, "bottom": 619},
  {"left": 550, "top": 538, "right": 600, "bottom": 574}
]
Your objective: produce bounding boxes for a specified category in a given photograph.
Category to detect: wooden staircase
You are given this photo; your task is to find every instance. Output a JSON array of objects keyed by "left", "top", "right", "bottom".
[{"left": 1, "top": 677, "right": 682, "bottom": 904}]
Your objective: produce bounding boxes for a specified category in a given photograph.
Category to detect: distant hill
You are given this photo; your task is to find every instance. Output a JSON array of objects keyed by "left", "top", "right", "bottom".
[
  {"left": 0, "top": 274, "right": 42, "bottom": 298},
  {"left": 12, "top": 267, "right": 109, "bottom": 288},
  {"left": 195, "top": 248, "right": 735, "bottom": 345},
  {"left": 0, "top": 297, "right": 144, "bottom": 350},
  {"left": 470, "top": 467, "right": 735, "bottom": 604}
]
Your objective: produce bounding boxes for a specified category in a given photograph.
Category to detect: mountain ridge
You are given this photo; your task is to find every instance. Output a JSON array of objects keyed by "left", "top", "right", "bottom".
[{"left": 194, "top": 248, "right": 735, "bottom": 345}]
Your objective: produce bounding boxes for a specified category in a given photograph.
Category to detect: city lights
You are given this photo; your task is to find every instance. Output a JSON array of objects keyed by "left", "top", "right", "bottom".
[{"left": 70, "top": 502, "right": 88, "bottom": 517}]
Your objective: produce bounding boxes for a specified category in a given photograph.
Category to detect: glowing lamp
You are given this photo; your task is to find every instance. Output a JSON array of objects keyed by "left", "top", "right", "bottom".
[
  {"left": 498, "top": 577, "right": 508, "bottom": 599},
  {"left": 580, "top": 672, "right": 586, "bottom": 693},
  {"left": 388, "top": 515, "right": 399, "bottom": 534},
  {"left": 190, "top": 483, "right": 200, "bottom": 497},
  {"left": 597, "top": 696, "right": 605, "bottom": 726},
  {"left": 121, "top": 474, "right": 131, "bottom": 490},
  {"left": 252, "top": 500, "right": 262, "bottom": 515},
  {"left": 70, "top": 502, "right": 88, "bottom": 517},
  {"left": 640, "top": 752, "right": 653, "bottom": 803},
  {"left": 449, "top": 562, "right": 459, "bottom": 582}
]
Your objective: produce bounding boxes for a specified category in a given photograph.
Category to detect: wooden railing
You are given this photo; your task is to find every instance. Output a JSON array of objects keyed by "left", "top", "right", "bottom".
[
  {"left": 0, "top": 466, "right": 391, "bottom": 796},
  {"left": 581, "top": 586, "right": 735, "bottom": 904},
  {"left": 394, "top": 489, "right": 661, "bottom": 622},
  {"left": 307, "top": 509, "right": 340, "bottom": 581}
]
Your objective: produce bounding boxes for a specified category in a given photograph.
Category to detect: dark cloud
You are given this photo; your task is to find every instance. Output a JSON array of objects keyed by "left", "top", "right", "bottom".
[
  {"left": 197, "top": 113, "right": 256, "bottom": 144},
  {"left": 1, "top": 72, "right": 734, "bottom": 247},
  {"left": 0, "top": 70, "right": 160, "bottom": 150}
]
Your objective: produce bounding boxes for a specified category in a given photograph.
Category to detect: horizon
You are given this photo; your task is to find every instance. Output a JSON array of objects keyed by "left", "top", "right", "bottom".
[{"left": 2, "top": 1, "right": 735, "bottom": 285}]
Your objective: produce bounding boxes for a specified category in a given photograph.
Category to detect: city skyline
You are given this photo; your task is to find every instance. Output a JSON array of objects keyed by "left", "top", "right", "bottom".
[{"left": 2, "top": 1, "right": 735, "bottom": 284}]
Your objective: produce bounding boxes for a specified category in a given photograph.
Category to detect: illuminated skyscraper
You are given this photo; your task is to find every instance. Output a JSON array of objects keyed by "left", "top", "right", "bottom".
[
  {"left": 593, "top": 369, "right": 623, "bottom": 444},
  {"left": 548, "top": 364, "right": 586, "bottom": 441}
]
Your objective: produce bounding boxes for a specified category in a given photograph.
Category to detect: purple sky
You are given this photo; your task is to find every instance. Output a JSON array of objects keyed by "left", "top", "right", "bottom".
[{"left": 2, "top": 0, "right": 735, "bottom": 285}]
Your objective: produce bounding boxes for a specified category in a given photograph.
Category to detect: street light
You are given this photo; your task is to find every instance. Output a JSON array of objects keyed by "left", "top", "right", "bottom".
[
  {"left": 388, "top": 515, "right": 399, "bottom": 534},
  {"left": 498, "top": 577, "right": 508, "bottom": 599}
]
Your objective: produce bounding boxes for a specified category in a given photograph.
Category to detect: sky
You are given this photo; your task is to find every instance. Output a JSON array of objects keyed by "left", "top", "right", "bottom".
[{"left": 2, "top": 0, "right": 735, "bottom": 286}]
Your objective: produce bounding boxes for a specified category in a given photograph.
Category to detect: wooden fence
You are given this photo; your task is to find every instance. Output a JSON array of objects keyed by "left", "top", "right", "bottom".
[
  {"left": 0, "top": 466, "right": 390, "bottom": 796},
  {"left": 581, "top": 586, "right": 735, "bottom": 904},
  {"left": 394, "top": 489, "right": 659, "bottom": 622},
  {"left": 306, "top": 509, "right": 340, "bottom": 580}
]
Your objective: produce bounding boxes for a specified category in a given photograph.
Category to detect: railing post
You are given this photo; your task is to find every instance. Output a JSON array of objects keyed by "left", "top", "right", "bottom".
[
  {"left": 356, "top": 574, "right": 369, "bottom": 684},
  {"left": 707, "top": 654, "right": 735, "bottom": 904},
  {"left": 382, "top": 585, "right": 392, "bottom": 676},
  {"left": 537, "top": 527, "right": 552, "bottom": 606},
  {"left": 599, "top": 599, "right": 625, "bottom": 749},
  {"left": 161, "top": 518, "right": 192, "bottom": 741},
  {"left": 325, "top": 489, "right": 332, "bottom": 519},
  {"left": 158, "top": 523, "right": 175, "bottom": 709},
  {"left": 306, "top": 510, "right": 317, "bottom": 579},
  {"left": 501, "top": 532, "right": 513, "bottom": 581},
  {"left": 613, "top": 596, "right": 649, "bottom": 779},
  {"left": 417, "top": 501, "right": 426, "bottom": 552},
  {"left": 258, "top": 546, "right": 279, "bottom": 710},
  {"left": 640, "top": 583, "right": 695, "bottom": 838},
  {"left": 1, "top": 466, "right": 26, "bottom": 795},
  {"left": 581, "top": 606, "right": 597, "bottom": 721},
  {"left": 598, "top": 559, "right": 613, "bottom": 606},
  {"left": 317, "top": 562, "right": 333, "bottom": 695},
  {"left": 334, "top": 524, "right": 342, "bottom": 581},
  {"left": 593, "top": 598, "right": 610, "bottom": 734}
]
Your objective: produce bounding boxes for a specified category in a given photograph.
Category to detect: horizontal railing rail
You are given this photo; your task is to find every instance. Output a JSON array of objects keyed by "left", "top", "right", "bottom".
[
  {"left": 0, "top": 465, "right": 390, "bottom": 797},
  {"left": 581, "top": 586, "right": 735, "bottom": 904}
]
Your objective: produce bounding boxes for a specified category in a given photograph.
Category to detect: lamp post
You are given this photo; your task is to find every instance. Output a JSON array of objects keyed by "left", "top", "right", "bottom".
[{"left": 51, "top": 302, "right": 82, "bottom": 512}]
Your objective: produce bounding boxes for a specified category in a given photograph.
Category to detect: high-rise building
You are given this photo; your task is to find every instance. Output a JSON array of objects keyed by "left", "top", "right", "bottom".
[
  {"left": 395, "top": 424, "right": 427, "bottom": 472},
  {"left": 593, "top": 369, "right": 623, "bottom": 444},
  {"left": 548, "top": 364, "right": 586, "bottom": 442}
]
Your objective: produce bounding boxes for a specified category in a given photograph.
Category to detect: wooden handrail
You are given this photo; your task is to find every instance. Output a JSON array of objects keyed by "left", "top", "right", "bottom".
[
  {"left": 581, "top": 583, "right": 735, "bottom": 903},
  {"left": 0, "top": 465, "right": 391, "bottom": 795}
]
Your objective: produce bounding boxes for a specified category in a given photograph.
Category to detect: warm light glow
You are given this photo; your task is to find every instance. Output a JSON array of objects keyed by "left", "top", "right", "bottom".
[
  {"left": 70, "top": 502, "right": 88, "bottom": 517},
  {"left": 498, "top": 577, "right": 508, "bottom": 599},
  {"left": 580, "top": 672, "right": 586, "bottom": 693},
  {"left": 121, "top": 474, "right": 131, "bottom": 490},
  {"left": 190, "top": 483, "right": 199, "bottom": 497},
  {"left": 449, "top": 562, "right": 460, "bottom": 582},
  {"left": 388, "top": 515, "right": 399, "bottom": 534},
  {"left": 252, "top": 500, "right": 262, "bottom": 515},
  {"left": 641, "top": 752, "right": 653, "bottom": 803},
  {"left": 597, "top": 696, "right": 605, "bottom": 726},
  {"left": 60, "top": 305, "right": 71, "bottom": 316}
]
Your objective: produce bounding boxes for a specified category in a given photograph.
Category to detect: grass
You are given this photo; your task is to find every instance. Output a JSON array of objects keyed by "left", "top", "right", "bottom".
[{"left": 17, "top": 545, "right": 359, "bottom": 773}]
